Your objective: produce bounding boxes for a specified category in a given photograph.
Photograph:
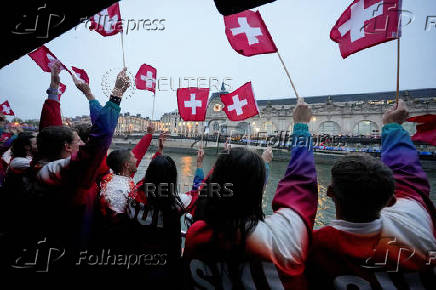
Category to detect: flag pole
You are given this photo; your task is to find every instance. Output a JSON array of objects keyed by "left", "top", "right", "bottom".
[
  {"left": 120, "top": 31, "right": 126, "bottom": 67},
  {"left": 151, "top": 93, "right": 156, "bottom": 120},
  {"left": 200, "top": 127, "right": 205, "bottom": 149},
  {"left": 395, "top": 37, "right": 400, "bottom": 105},
  {"left": 277, "top": 51, "right": 301, "bottom": 100}
]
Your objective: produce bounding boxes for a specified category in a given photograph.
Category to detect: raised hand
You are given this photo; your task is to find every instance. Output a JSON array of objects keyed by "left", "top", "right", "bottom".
[
  {"left": 72, "top": 73, "right": 94, "bottom": 100},
  {"left": 158, "top": 131, "right": 169, "bottom": 154},
  {"left": 262, "top": 146, "right": 273, "bottom": 163},
  {"left": 50, "top": 61, "right": 61, "bottom": 90},
  {"left": 383, "top": 99, "right": 409, "bottom": 125},
  {"left": 146, "top": 124, "right": 155, "bottom": 134},
  {"left": 112, "top": 67, "right": 130, "bottom": 97},
  {"left": 224, "top": 137, "right": 231, "bottom": 152},
  {"left": 293, "top": 98, "right": 312, "bottom": 123},
  {"left": 197, "top": 147, "right": 204, "bottom": 168}
]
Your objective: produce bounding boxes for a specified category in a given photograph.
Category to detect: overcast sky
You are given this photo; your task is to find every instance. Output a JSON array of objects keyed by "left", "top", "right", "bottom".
[{"left": 0, "top": 0, "right": 435, "bottom": 120}]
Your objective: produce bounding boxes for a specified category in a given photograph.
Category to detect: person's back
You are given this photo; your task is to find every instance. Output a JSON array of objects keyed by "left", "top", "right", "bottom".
[
  {"left": 184, "top": 100, "right": 318, "bottom": 289},
  {"left": 112, "top": 155, "right": 187, "bottom": 283},
  {"left": 306, "top": 100, "right": 436, "bottom": 289}
]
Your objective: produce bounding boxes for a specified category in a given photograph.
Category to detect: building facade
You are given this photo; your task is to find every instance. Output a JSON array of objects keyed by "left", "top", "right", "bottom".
[
  {"left": 114, "top": 113, "right": 152, "bottom": 135},
  {"left": 160, "top": 86, "right": 436, "bottom": 137}
]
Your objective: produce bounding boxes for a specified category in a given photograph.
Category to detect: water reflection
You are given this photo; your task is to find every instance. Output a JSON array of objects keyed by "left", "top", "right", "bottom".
[{"left": 180, "top": 156, "right": 193, "bottom": 192}]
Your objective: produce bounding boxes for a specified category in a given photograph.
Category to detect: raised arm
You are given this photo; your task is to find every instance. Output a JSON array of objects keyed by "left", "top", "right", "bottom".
[
  {"left": 181, "top": 148, "right": 205, "bottom": 214},
  {"left": 72, "top": 73, "right": 101, "bottom": 125},
  {"left": 39, "top": 61, "right": 62, "bottom": 131},
  {"left": 272, "top": 100, "right": 318, "bottom": 230},
  {"left": 246, "top": 101, "right": 318, "bottom": 274},
  {"left": 381, "top": 100, "right": 432, "bottom": 211},
  {"left": 192, "top": 148, "right": 205, "bottom": 191},
  {"left": 131, "top": 125, "right": 154, "bottom": 171},
  {"left": 75, "top": 68, "right": 130, "bottom": 188},
  {"left": 151, "top": 131, "right": 169, "bottom": 159},
  {"left": 262, "top": 147, "right": 273, "bottom": 186},
  {"left": 38, "top": 68, "right": 130, "bottom": 189}
]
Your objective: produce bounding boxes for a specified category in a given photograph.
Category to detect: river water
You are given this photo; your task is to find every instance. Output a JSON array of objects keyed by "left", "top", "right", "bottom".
[{"left": 134, "top": 151, "right": 436, "bottom": 229}]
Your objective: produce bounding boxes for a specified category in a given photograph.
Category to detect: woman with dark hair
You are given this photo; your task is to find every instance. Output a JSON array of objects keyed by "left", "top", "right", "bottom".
[
  {"left": 183, "top": 100, "right": 319, "bottom": 289},
  {"left": 109, "top": 138, "right": 204, "bottom": 280},
  {"left": 7, "top": 131, "right": 37, "bottom": 174},
  {"left": 127, "top": 155, "right": 184, "bottom": 260}
]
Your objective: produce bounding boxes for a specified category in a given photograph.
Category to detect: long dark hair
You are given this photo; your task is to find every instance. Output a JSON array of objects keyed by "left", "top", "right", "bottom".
[
  {"left": 141, "top": 155, "right": 183, "bottom": 213},
  {"left": 199, "top": 147, "right": 266, "bottom": 245},
  {"left": 11, "top": 132, "right": 34, "bottom": 158}
]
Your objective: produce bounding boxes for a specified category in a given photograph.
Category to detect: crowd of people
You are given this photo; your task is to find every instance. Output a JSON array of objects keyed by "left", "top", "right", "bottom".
[{"left": 0, "top": 61, "right": 434, "bottom": 288}]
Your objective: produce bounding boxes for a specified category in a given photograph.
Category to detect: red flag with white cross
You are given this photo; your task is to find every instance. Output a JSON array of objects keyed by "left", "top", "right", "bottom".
[
  {"left": 71, "top": 67, "right": 89, "bottom": 84},
  {"left": 224, "top": 10, "right": 277, "bottom": 56},
  {"left": 89, "top": 3, "right": 123, "bottom": 37},
  {"left": 177, "top": 88, "right": 209, "bottom": 121},
  {"left": 28, "top": 45, "right": 70, "bottom": 73},
  {"left": 57, "top": 83, "right": 66, "bottom": 101},
  {"left": 407, "top": 114, "right": 436, "bottom": 146},
  {"left": 331, "top": 0, "right": 402, "bottom": 59},
  {"left": 135, "top": 64, "right": 157, "bottom": 94},
  {"left": 221, "top": 82, "right": 259, "bottom": 121},
  {"left": 1, "top": 101, "right": 14, "bottom": 116}
]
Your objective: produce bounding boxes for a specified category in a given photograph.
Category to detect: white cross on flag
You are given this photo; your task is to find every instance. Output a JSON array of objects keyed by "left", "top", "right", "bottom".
[
  {"left": 28, "top": 45, "right": 70, "bottom": 73},
  {"left": 224, "top": 10, "right": 277, "bottom": 56},
  {"left": 331, "top": 0, "right": 402, "bottom": 58},
  {"left": 1, "top": 101, "right": 14, "bottom": 116},
  {"left": 57, "top": 83, "right": 66, "bottom": 101},
  {"left": 89, "top": 3, "right": 123, "bottom": 37},
  {"left": 221, "top": 82, "right": 258, "bottom": 121},
  {"left": 135, "top": 64, "right": 157, "bottom": 93},
  {"left": 71, "top": 67, "right": 89, "bottom": 84},
  {"left": 177, "top": 88, "right": 209, "bottom": 121}
]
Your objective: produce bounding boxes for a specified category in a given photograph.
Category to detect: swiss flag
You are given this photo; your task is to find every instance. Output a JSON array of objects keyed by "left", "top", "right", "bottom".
[
  {"left": 28, "top": 45, "right": 70, "bottom": 73},
  {"left": 89, "top": 3, "right": 123, "bottom": 37},
  {"left": 331, "top": 0, "right": 402, "bottom": 59},
  {"left": 1, "top": 101, "right": 14, "bottom": 116},
  {"left": 221, "top": 82, "right": 259, "bottom": 121},
  {"left": 407, "top": 114, "right": 436, "bottom": 146},
  {"left": 135, "top": 64, "right": 157, "bottom": 93},
  {"left": 177, "top": 88, "right": 209, "bottom": 121},
  {"left": 224, "top": 10, "right": 277, "bottom": 56},
  {"left": 57, "top": 83, "right": 66, "bottom": 101},
  {"left": 71, "top": 67, "right": 89, "bottom": 84}
]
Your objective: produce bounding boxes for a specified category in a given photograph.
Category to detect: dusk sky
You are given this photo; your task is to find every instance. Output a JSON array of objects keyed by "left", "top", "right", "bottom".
[{"left": 0, "top": 0, "right": 435, "bottom": 120}]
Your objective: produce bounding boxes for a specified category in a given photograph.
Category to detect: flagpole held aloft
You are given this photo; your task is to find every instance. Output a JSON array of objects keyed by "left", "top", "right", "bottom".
[
  {"left": 151, "top": 93, "right": 156, "bottom": 121},
  {"left": 395, "top": 37, "right": 400, "bottom": 105},
  {"left": 277, "top": 52, "right": 301, "bottom": 100},
  {"left": 120, "top": 31, "right": 126, "bottom": 68}
]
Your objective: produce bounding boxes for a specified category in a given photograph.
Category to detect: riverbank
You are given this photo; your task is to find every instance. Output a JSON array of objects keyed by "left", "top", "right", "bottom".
[{"left": 111, "top": 137, "right": 436, "bottom": 170}]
